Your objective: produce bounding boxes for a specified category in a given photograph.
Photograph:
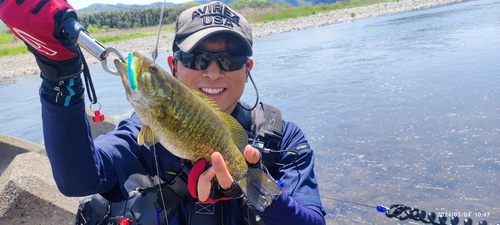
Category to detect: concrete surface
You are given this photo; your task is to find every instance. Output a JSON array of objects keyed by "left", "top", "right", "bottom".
[
  {"left": 0, "top": 152, "right": 78, "bottom": 224},
  {"left": 0, "top": 110, "right": 116, "bottom": 224}
]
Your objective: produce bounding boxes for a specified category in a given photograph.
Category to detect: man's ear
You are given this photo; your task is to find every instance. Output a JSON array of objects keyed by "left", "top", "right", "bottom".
[
  {"left": 246, "top": 58, "right": 254, "bottom": 78},
  {"left": 167, "top": 55, "right": 177, "bottom": 77}
]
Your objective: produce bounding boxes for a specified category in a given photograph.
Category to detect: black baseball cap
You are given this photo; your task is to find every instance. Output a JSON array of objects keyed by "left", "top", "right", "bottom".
[{"left": 173, "top": 1, "right": 253, "bottom": 56}]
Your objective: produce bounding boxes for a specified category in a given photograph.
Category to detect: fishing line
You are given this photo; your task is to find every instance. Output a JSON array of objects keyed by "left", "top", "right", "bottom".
[
  {"left": 143, "top": 92, "right": 168, "bottom": 225},
  {"left": 152, "top": 0, "right": 167, "bottom": 62},
  {"left": 142, "top": 5, "right": 168, "bottom": 221},
  {"left": 143, "top": 99, "right": 169, "bottom": 224},
  {"left": 319, "top": 195, "right": 379, "bottom": 210},
  {"left": 152, "top": 141, "right": 169, "bottom": 225},
  {"left": 312, "top": 192, "right": 496, "bottom": 225},
  {"left": 137, "top": 83, "right": 169, "bottom": 224},
  {"left": 148, "top": 6, "right": 168, "bottom": 222}
]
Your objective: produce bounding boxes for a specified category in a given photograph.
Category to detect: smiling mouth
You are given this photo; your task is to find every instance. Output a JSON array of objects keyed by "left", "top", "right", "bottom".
[{"left": 200, "top": 87, "right": 225, "bottom": 95}]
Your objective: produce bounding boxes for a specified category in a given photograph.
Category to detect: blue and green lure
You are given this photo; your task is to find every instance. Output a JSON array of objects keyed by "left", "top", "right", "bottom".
[{"left": 127, "top": 52, "right": 141, "bottom": 100}]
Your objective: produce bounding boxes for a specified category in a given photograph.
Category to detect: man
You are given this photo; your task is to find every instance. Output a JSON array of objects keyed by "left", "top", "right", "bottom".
[{"left": 0, "top": 0, "right": 325, "bottom": 224}]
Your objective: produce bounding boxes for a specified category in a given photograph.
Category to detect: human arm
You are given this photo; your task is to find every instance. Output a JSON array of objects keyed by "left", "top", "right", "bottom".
[
  {"left": 0, "top": 0, "right": 102, "bottom": 194},
  {"left": 0, "top": 0, "right": 147, "bottom": 198},
  {"left": 41, "top": 97, "right": 118, "bottom": 196}
]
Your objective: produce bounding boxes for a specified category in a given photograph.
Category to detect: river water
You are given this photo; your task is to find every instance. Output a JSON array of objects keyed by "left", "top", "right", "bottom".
[{"left": 1, "top": 0, "right": 499, "bottom": 224}]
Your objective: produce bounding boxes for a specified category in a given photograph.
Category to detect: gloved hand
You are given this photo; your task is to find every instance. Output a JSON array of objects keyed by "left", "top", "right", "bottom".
[
  {"left": 188, "top": 159, "right": 242, "bottom": 204},
  {"left": 187, "top": 145, "right": 266, "bottom": 204},
  {"left": 0, "top": 0, "right": 84, "bottom": 106}
]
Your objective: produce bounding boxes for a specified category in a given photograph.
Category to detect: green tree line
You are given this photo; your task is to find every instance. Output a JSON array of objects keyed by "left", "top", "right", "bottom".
[
  {"left": 1, "top": 0, "right": 339, "bottom": 33},
  {"left": 77, "top": 0, "right": 286, "bottom": 31},
  {"left": 78, "top": 5, "right": 192, "bottom": 31}
]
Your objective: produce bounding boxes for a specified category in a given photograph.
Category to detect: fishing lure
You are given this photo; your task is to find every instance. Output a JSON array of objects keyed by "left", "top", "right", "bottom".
[{"left": 127, "top": 52, "right": 141, "bottom": 100}]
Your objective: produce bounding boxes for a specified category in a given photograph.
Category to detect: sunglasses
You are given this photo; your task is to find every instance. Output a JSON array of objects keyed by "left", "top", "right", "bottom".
[{"left": 174, "top": 50, "right": 249, "bottom": 72}]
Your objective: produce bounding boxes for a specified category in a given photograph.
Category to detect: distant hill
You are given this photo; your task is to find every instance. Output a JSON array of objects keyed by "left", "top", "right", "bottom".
[
  {"left": 76, "top": 0, "right": 339, "bottom": 14},
  {"left": 0, "top": 0, "right": 340, "bottom": 31},
  {"left": 198, "top": 0, "right": 339, "bottom": 6},
  {"left": 76, "top": 2, "right": 180, "bottom": 14},
  {"left": 0, "top": 2, "right": 182, "bottom": 31}
]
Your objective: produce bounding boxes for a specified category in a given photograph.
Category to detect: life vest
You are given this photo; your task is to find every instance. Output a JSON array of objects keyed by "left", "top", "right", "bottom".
[{"left": 75, "top": 102, "right": 284, "bottom": 225}]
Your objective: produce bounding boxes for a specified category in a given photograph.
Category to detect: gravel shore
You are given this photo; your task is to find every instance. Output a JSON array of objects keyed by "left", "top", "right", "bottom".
[{"left": 0, "top": 0, "right": 467, "bottom": 80}]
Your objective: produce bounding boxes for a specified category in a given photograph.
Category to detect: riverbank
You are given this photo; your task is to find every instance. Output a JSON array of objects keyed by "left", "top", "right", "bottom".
[{"left": 0, "top": 0, "right": 467, "bottom": 80}]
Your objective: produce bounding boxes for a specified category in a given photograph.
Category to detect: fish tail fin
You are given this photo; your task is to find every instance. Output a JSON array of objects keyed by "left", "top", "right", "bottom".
[{"left": 237, "top": 168, "right": 283, "bottom": 212}]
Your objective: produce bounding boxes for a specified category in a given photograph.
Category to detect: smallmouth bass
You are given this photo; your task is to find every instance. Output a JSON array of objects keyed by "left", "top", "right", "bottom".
[{"left": 114, "top": 51, "right": 282, "bottom": 211}]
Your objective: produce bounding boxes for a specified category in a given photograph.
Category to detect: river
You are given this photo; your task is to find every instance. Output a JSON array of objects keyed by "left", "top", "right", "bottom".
[{"left": 1, "top": 0, "right": 499, "bottom": 224}]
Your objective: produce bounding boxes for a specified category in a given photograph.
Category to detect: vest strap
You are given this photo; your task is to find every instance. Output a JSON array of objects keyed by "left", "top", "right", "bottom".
[{"left": 251, "top": 103, "right": 283, "bottom": 150}]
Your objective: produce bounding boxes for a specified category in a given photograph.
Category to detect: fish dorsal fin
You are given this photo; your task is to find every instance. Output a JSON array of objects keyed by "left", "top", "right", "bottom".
[
  {"left": 219, "top": 111, "right": 248, "bottom": 153},
  {"left": 191, "top": 88, "right": 220, "bottom": 110},
  {"left": 191, "top": 88, "right": 248, "bottom": 151},
  {"left": 138, "top": 125, "right": 158, "bottom": 146}
]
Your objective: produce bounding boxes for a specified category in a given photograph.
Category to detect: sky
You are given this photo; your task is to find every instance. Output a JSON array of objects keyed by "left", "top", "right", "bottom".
[{"left": 68, "top": 0, "right": 192, "bottom": 10}]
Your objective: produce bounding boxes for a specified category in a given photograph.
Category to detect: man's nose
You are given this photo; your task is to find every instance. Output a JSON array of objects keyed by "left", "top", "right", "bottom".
[{"left": 203, "top": 59, "right": 223, "bottom": 80}]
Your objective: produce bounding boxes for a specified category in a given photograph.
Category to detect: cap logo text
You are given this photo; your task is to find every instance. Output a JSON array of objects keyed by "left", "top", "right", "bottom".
[{"left": 192, "top": 3, "right": 240, "bottom": 28}]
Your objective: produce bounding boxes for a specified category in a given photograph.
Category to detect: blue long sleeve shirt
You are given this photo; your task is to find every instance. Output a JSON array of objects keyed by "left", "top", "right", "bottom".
[{"left": 41, "top": 95, "right": 325, "bottom": 225}]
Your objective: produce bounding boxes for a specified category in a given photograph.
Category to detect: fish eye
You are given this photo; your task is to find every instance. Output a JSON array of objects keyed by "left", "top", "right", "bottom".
[{"left": 150, "top": 66, "right": 158, "bottom": 72}]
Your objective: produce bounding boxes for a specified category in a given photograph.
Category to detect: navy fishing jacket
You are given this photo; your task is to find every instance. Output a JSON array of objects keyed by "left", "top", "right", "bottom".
[{"left": 41, "top": 95, "right": 326, "bottom": 225}]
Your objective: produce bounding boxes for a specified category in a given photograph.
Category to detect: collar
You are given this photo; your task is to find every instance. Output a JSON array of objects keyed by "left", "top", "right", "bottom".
[{"left": 230, "top": 101, "right": 252, "bottom": 131}]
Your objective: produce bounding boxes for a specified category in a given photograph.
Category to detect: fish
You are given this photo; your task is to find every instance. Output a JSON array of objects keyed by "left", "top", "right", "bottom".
[{"left": 113, "top": 51, "right": 282, "bottom": 211}]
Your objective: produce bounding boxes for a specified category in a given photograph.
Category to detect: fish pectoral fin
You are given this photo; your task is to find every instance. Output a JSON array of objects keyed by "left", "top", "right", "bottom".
[
  {"left": 137, "top": 125, "right": 158, "bottom": 146},
  {"left": 219, "top": 111, "right": 248, "bottom": 152}
]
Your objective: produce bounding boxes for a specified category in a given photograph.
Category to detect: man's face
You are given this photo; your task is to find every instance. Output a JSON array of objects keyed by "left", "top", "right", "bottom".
[{"left": 169, "top": 38, "right": 253, "bottom": 114}]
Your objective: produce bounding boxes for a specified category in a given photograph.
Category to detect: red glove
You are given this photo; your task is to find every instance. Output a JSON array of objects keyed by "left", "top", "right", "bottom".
[
  {"left": 0, "top": 0, "right": 78, "bottom": 61},
  {"left": 188, "top": 159, "right": 243, "bottom": 204},
  {"left": 0, "top": 0, "right": 85, "bottom": 106}
]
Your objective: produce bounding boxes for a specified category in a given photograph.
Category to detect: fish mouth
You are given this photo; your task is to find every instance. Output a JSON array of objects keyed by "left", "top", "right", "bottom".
[{"left": 113, "top": 58, "right": 133, "bottom": 96}]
